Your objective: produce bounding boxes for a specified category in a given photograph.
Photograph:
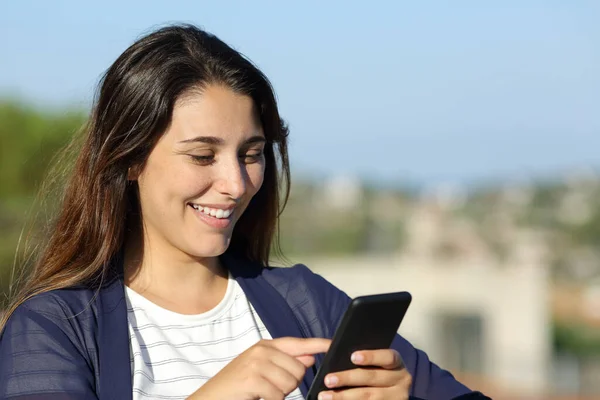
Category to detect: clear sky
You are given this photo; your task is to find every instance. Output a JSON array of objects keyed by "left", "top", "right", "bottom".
[{"left": 1, "top": 1, "right": 599, "bottom": 187}]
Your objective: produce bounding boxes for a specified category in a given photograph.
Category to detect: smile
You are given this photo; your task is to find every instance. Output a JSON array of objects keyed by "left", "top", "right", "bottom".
[{"left": 188, "top": 203, "right": 234, "bottom": 220}]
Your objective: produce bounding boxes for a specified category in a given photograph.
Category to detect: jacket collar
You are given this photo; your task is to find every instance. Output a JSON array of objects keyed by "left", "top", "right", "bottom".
[
  {"left": 223, "top": 253, "right": 315, "bottom": 397},
  {"left": 96, "top": 252, "right": 133, "bottom": 399},
  {"left": 96, "top": 252, "right": 314, "bottom": 399}
]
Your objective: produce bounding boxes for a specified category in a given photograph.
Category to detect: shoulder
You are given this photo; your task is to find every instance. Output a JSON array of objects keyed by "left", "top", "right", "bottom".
[
  {"left": 0, "top": 288, "right": 102, "bottom": 398},
  {"left": 262, "top": 263, "right": 352, "bottom": 338},
  {"left": 223, "top": 253, "right": 351, "bottom": 337},
  {"left": 2, "top": 285, "right": 102, "bottom": 347},
  {"left": 262, "top": 262, "right": 345, "bottom": 298},
  {"left": 6, "top": 271, "right": 124, "bottom": 327},
  {"left": 18, "top": 287, "right": 97, "bottom": 317},
  {"left": 262, "top": 262, "right": 317, "bottom": 284},
  {"left": 224, "top": 252, "right": 332, "bottom": 295},
  {"left": 9, "top": 286, "right": 99, "bottom": 326}
]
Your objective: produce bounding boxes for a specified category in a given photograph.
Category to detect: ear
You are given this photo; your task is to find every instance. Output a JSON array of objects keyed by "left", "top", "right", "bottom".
[{"left": 127, "top": 165, "right": 142, "bottom": 181}]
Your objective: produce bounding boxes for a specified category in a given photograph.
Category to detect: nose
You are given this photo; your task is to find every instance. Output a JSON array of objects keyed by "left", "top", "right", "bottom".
[{"left": 214, "top": 156, "right": 247, "bottom": 199}]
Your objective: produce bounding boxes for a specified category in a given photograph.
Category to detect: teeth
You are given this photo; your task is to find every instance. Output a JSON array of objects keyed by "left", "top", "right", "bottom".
[{"left": 190, "top": 204, "right": 233, "bottom": 219}]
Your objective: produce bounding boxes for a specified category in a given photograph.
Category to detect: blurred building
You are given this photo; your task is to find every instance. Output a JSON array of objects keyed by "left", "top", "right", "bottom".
[{"left": 280, "top": 172, "right": 600, "bottom": 398}]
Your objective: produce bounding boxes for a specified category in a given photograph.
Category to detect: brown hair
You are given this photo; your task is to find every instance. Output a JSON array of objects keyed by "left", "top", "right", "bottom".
[{"left": 1, "top": 23, "right": 290, "bottom": 330}]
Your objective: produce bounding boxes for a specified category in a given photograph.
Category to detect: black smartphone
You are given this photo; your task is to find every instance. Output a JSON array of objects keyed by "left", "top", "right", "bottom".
[{"left": 306, "top": 291, "right": 412, "bottom": 400}]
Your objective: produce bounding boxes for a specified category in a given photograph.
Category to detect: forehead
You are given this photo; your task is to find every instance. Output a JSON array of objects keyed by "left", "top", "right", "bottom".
[{"left": 169, "top": 85, "right": 263, "bottom": 141}]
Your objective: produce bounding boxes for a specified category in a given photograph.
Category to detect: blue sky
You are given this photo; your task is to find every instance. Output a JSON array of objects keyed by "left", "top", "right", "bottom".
[{"left": 1, "top": 1, "right": 599, "bottom": 187}]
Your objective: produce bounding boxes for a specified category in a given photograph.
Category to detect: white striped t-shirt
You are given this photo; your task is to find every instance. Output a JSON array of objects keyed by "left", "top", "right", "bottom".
[{"left": 125, "top": 275, "right": 305, "bottom": 400}]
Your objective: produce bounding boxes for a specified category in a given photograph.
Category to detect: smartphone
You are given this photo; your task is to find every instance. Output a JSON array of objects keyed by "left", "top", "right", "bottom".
[{"left": 306, "top": 291, "right": 412, "bottom": 400}]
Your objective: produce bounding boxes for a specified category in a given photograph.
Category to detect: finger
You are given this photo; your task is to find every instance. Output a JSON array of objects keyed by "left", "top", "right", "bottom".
[
  {"left": 318, "top": 386, "right": 408, "bottom": 400},
  {"left": 268, "top": 350, "right": 309, "bottom": 382},
  {"left": 271, "top": 337, "right": 331, "bottom": 357},
  {"left": 296, "top": 354, "right": 316, "bottom": 368},
  {"left": 324, "top": 367, "right": 407, "bottom": 389},
  {"left": 258, "top": 360, "right": 303, "bottom": 397},
  {"left": 351, "top": 349, "right": 404, "bottom": 369}
]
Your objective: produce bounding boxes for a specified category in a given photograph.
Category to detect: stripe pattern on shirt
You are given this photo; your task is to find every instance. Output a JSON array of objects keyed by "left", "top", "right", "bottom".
[{"left": 126, "top": 277, "right": 305, "bottom": 400}]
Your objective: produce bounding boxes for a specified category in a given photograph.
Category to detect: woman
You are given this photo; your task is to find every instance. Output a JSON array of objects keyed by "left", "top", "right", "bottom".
[{"left": 0, "top": 24, "right": 487, "bottom": 400}]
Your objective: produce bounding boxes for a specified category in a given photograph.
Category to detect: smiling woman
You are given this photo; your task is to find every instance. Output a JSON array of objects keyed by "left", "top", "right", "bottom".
[
  {"left": 0, "top": 24, "right": 488, "bottom": 400},
  {"left": 127, "top": 86, "right": 268, "bottom": 281}
]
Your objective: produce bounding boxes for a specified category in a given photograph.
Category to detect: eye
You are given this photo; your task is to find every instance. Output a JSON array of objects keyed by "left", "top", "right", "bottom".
[
  {"left": 240, "top": 150, "right": 264, "bottom": 164},
  {"left": 190, "top": 155, "right": 215, "bottom": 165}
]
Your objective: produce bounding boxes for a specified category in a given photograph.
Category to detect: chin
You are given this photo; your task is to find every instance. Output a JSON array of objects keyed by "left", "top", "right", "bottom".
[{"left": 187, "top": 239, "right": 231, "bottom": 259}]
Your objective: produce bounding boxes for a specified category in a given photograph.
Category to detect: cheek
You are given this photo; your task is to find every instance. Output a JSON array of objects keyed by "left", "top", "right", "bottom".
[
  {"left": 248, "top": 163, "right": 266, "bottom": 195},
  {"left": 138, "top": 166, "right": 171, "bottom": 201},
  {"left": 139, "top": 158, "right": 206, "bottom": 205}
]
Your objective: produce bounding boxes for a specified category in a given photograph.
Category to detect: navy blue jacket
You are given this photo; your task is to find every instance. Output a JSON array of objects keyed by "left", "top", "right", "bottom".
[{"left": 0, "top": 253, "right": 488, "bottom": 399}]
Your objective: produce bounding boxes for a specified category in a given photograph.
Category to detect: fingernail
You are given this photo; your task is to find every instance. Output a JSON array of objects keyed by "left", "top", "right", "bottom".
[
  {"left": 324, "top": 375, "right": 338, "bottom": 387},
  {"left": 351, "top": 352, "right": 364, "bottom": 363},
  {"left": 318, "top": 393, "right": 333, "bottom": 400}
]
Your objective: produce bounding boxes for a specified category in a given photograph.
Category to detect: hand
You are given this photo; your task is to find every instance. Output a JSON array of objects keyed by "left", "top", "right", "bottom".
[
  {"left": 187, "top": 337, "right": 330, "bottom": 400},
  {"left": 318, "top": 349, "right": 412, "bottom": 400}
]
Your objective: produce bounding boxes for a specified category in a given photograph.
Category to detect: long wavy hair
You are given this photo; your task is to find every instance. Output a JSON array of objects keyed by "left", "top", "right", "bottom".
[{"left": 1, "top": 23, "right": 290, "bottom": 330}]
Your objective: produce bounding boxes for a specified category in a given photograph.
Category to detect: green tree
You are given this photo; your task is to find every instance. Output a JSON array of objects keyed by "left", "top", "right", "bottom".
[{"left": 0, "top": 99, "right": 85, "bottom": 306}]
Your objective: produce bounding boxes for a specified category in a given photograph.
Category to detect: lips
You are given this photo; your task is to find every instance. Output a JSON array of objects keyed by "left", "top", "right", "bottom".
[
  {"left": 189, "top": 203, "right": 233, "bottom": 219},
  {"left": 188, "top": 203, "right": 234, "bottom": 229}
]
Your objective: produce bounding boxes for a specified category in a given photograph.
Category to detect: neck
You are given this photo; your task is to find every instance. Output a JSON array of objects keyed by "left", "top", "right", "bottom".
[{"left": 123, "top": 230, "right": 229, "bottom": 315}]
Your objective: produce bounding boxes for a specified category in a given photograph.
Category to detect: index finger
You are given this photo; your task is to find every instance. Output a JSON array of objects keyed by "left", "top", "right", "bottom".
[{"left": 271, "top": 337, "right": 331, "bottom": 357}]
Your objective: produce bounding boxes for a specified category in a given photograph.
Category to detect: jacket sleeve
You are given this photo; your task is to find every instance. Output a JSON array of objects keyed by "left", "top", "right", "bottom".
[
  {"left": 290, "top": 264, "right": 489, "bottom": 400},
  {"left": 0, "top": 296, "right": 98, "bottom": 399}
]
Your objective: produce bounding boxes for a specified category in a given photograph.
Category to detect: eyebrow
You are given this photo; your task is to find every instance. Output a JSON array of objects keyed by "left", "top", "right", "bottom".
[{"left": 178, "top": 135, "right": 266, "bottom": 145}]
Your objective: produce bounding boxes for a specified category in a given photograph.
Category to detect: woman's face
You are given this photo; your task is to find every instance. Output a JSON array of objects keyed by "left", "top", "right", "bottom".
[{"left": 133, "top": 84, "right": 266, "bottom": 260}]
